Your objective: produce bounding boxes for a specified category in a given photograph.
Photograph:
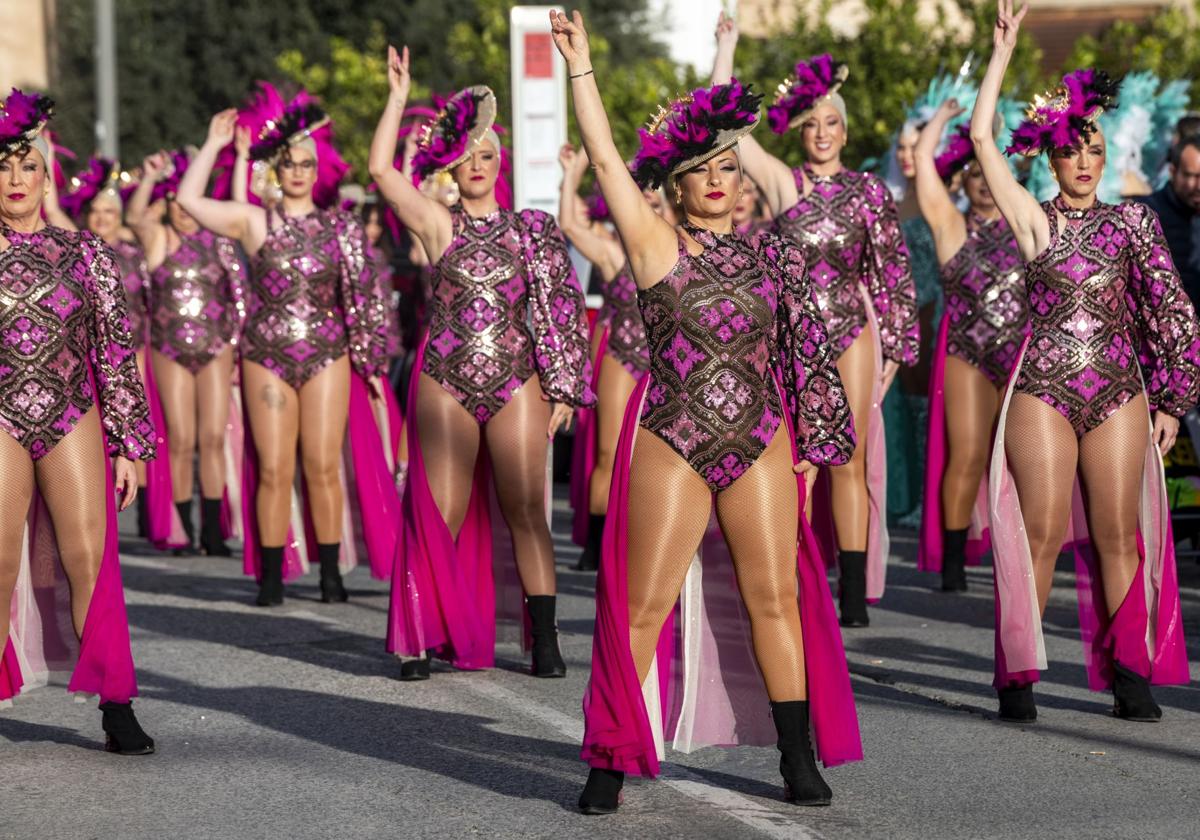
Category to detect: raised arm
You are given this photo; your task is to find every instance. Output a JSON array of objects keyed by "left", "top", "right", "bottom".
[
  {"left": 710, "top": 11, "right": 796, "bottom": 216},
  {"left": 125, "top": 153, "right": 168, "bottom": 267},
  {"left": 368, "top": 45, "right": 452, "bottom": 264},
  {"left": 557, "top": 143, "right": 623, "bottom": 281},
  {"left": 970, "top": 0, "right": 1046, "bottom": 260},
  {"left": 176, "top": 110, "right": 267, "bottom": 254},
  {"left": 42, "top": 143, "right": 76, "bottom": 230},
  {"left": 232, "top": 125, "right": 251, "bottom": 204},
  {"left": 550, "top": 9, "right": 676, "bottom": 289},
  {"left": 914, "top": 100, "right": 967, "bottom": 264}
]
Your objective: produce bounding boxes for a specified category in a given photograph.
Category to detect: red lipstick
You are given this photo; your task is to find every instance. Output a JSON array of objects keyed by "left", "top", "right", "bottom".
[
  {"left": 6, "top": 192, "right": 26, "bottom": 201},
  {"left": 705, "top": 191, "right": 725, "bottom": 200}
]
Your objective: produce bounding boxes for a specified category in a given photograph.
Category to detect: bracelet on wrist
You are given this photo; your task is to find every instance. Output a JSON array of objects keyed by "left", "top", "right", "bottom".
[{"left": 569, "top": 68, "right": 594, "bottom": 80}]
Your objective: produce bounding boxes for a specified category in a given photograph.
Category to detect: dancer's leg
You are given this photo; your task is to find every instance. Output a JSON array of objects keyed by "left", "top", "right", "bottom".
[
  {"left": 194, "top": 347, "right": 234, "bottom": 500},
  {"left": 0, "top": 432, "right": 35, "bottom": 653},
  {"left": 714, "top": 431, "right": 805, "bottom": 701},
  {"left": 151, "top": 351, "right": 196, "bottom": 503},
  {"left": 297, "top": 357, "right": 351, "bottom": 545},
  {"left": 828, "top": 327, "right": 875, "bottom": 551},
  {"left": 485, "top": 377, "right": 555, "bottom": 596},
  {"left": 242, "top": 362, "right": 300, "bottom": 547},
  {"left": 589, "top": 355, "right": 637, "bottom": 515},
  {"left": 942, "top": 357, "right": 1000, "bottom": 530},
  {"left": 33, "top": 408, "right": 108, "bottom": 637},
  {"left": 414, "top": 373, "right": 480, "bottom": 538},
  {"left": 1004, "top": 393, "right": 1078, "bottom": 613},
  {"left": 625, "top": 429, "right": 712, "bottom": 683}
]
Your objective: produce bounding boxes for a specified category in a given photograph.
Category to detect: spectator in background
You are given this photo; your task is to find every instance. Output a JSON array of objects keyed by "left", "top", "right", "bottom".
[{"left": 1135, "top": 135, "right": 1200, "bottom": 306}]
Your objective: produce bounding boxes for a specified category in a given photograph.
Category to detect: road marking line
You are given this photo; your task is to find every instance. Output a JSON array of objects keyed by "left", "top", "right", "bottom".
[{"left": 462, "top": 679, "right": 825, "bottom": 840}]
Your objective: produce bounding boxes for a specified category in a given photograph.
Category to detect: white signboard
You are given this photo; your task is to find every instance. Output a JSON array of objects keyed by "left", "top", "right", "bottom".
[{"left": 509, "top": 6, "right": 568, "bottom": 214}]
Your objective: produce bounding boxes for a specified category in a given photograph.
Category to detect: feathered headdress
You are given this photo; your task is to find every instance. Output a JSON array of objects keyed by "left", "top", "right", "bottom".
[
  {"left": 632, "top": 79, "right": 763, "bottom": 190},
  {"left": 767, "top": 55, "right": 848, "bottom": 135},
  {"left": 585, "top": 187, "right": 610, "bottom": 222},
  {"left": 1006, "top": 69, "right": 1121, "bottom": 157},
  {"left": 214, "top": 82, "right": 348, "bottom": 208},
  {"left": 0, "top": 88, "right": 54, "bottom": 160},
  {"left": 60, "top": 156, "right": 132, "bottom": 217},
  {"left": 933, "top": 124, "right": 975, "bottom": 181},
  {"left": 150, "top": 148, "right": 193, "bottom": 202},
  {"left": 412, "top": 86, "right": 498, "bottom": 182}
]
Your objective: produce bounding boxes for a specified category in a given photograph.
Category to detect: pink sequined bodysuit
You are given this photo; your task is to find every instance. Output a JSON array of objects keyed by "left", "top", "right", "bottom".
[
  {"left": 149, "top": 228, "right": 245, "bottom": 373},
  {"left": 0, "top": 225, "right": 155, "bottom": 460},
  {"left": 366, "top": 244, "right": 403, "bottom": 361},
  {"left": 421, "top": 205, "right": 594, "bottom": 423},
  {"left": 638, "top": 225, "right": 856, "bottom": 491},
  {"left": 244, "top": 209, "right": 388, "bottom": 390},
  {"left": 597, "top": 262, "right": 648, "bottom": 377},
  {"left": 942, "top": 215, "right": 1027, "bottom": 385},
  {"left": 1016, "top": 199, "right": 1200, "bottom": 435},
  {"left": 108, "top": 238, "right": 150, "bottom": 350},
  {"left": 773, "top": 166, "right": 919, "bottom": 364}
]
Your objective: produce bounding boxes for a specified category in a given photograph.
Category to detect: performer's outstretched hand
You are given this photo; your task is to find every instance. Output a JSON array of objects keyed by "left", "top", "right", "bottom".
[
  {"left": 550, "top": 9, "right": 591, "bottom": 72},
  {"left": 206, "top": 109, "right": 238, "bottom": 148},
  {"left": 114, "top": 456, "right": 138, "bottom": 511},
  {"left": 387, "top": 45, "right": 412, "bottom": 102},
  {"left": 993, "top": 0, "right": 1028, "bottom": 52}
]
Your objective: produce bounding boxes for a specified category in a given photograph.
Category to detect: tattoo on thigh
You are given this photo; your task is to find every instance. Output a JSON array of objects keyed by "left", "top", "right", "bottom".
[{"left": 261, "top": 384, "right": 286, "bottom": 410}]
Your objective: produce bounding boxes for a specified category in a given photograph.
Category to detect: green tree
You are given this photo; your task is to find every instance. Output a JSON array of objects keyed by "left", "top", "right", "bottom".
[
  {"left": 1065, "top": 2, "right": 1200, "bottom": 103},
  {"left": 731, "top": 0, "right": 1044, "bottom": 169}
]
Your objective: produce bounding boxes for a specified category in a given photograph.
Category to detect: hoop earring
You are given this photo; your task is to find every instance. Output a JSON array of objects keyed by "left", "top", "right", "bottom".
[{"left": 673, "top": 183, "right": 682, "bottom": 205}]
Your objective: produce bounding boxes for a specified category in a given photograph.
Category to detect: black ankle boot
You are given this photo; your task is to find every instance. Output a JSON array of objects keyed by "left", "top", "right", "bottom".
[
  {"left": 199, "top": 498, "right": 231, "bottom": 557},
  {"left": 136, "top": 494, "right": 150, "bottom": 539},
  {"left": 941, "top": 528, "right": 968, "bottom": 592},
  {"left": 318, "top": 542, "right": 348, "bottom": 603},
  {"left": 838, "top": 551, "right": 869, "bottom": 628},
  {"left": 99, "top": 701, "right": 156, "bottom": 755},
  {"left": 399, "top": 653, "right": 432, "bottom": 682},
  {"left": 527, "top": 595, "right": 566, "bottom": 678},
  {"left": 173, "top": 500, "right": 195, "bottom": 556},
  {"left": 578, "top": 767, "right": 624, "bottom": 815},
  {"left": 574, "top": 514, "right": 605, "bottom": 572},
  {"left": 256, "top": 546, "right": 285, "bottom": 606},
  {"left": 997, "top": 683, "right": 1037, "bottom": 722},
  {"left": 771, "top": 700, "right": 832, "bottom": 806},
  {"left": 1112, "top": 663, "right": 1162, "bottom": 722}
]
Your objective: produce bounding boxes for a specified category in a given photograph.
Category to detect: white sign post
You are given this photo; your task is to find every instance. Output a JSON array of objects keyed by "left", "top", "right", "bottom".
[{"left": 509, "top": 6, "right": 567, "bottom": 214}]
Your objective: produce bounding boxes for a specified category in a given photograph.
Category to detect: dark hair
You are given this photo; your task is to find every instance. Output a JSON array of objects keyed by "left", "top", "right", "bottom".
[
  {"left": 360, "top": 201, "right": 394, "bottom": 261},
  {"left": 1176, "top": 114, "right": 1200, "bottom": 140},
  {"left": 1169, "top": 134, "right": 1200, "bottom": 167}
]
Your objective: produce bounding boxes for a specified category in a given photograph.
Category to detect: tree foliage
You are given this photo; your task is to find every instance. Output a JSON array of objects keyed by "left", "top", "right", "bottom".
[
  {"left": 732, "top": 0, "right": 1045, "bottom": 169},
  {"left": 1065, "top": 2, "right": 1200, "bottom": 104}
]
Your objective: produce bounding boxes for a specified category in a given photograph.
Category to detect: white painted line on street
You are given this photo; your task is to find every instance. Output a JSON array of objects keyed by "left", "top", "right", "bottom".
[{"left": 462, "top": 679, "right": 826, "bottom": 840}]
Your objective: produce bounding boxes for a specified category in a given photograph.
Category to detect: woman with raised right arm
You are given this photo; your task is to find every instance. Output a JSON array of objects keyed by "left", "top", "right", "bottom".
[
  {"left": 711, "top": 11, "right": 918, "bottom": 627},
  {"left": 550, "top": 8, "right": 860, "bottom": 816},
  {"left": 558, "top": 143, "right": 650, "bottom": 571},
  {"left": 973, "top": 0, "right": 1198, "bottom": 723}
]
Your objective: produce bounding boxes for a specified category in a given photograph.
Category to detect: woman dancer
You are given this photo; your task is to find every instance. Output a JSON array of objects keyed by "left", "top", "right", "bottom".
[
  {"left": 916, "top": 101, "right": 1027, "bottom": 591},
  {"left": 179, "top": 93, "right": 396, "bottom": 605},
  {"left": 559, "top": 145, "right": 649, "bottom": 571},
  {"left": 712, "top": 13, "right": 918, "bottom": 627},
  {"left": 974, "top": 1, "right": 1198, "bottom": 721},
  {"left": 549, "top": 10, "right": 861, "bottom": 814},
  {"left": 0, "top": 90, "right": 155, "bottom": 753},
  {"left": 127, "top": 149, "right": 245, "bottom": 556},
  {"left": 373, "top": 47, "right": 593, "bottom": 680}
]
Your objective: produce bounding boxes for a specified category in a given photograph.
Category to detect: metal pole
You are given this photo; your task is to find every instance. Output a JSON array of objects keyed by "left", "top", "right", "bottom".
[{"left": 95, "top": 0, "right": 118, "bottom": 157}]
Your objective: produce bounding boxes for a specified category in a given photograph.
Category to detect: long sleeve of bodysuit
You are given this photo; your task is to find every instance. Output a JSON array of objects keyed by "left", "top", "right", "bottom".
[
  {"left": 335, "top": 210, "right": 389, "bottom": 381},
  {"left": 859, "top": 173, "right": 919, "bottom": 366}
]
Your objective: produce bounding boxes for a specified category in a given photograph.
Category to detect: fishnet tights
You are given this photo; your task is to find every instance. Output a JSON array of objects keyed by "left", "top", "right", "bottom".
[
  {"left": 589, "top": 352, "right": 638, "bottom": 515},
  {"left": 0, "top": 407, "right": 108, "bottom": 650},
  {"left": 626, "top": 428, "right": 807, "bottom": 702},
  {"left": 828, "top": 326, "right": 875, "bottom": 551},
  {"left": 152, "top": 347, "right": 234, "bottom": 501},
  {"left": 244, "top": 357, "right": 350, "bottom": 546},
  {"left": 1005, "top": 392, "right": 1149, "bottom": 616},
  {"left": 415, "top": 373, "right": 557, "bottom": 596},
  {"left": 942, "top": 356, "right": 1002, "bottom": 530}
]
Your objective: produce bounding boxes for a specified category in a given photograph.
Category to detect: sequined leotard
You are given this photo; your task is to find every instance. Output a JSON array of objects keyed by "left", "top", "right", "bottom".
[
  {"left": 773, "top": 166, "right": 919, "bottom": 364},
  {"left": 421, "top": 205, "right": 594, "bottom": 423},
  {"left": 149, "top": 228, "right": 245, "bottom": 373},
  {"left": 942, "top": 215, "right": 1027, "bottom": 385},
  {"left": 243, "top": 209, "right": 388, "bottom": 389},
  {"left": 1015, "top": 199, "right": 1200, "bottom": 435},
  {"left": 366, "top": 244, "right": 403, "bottom": 362},
  {"left": 108, "top": 238, "right": 150, "bottom": 350},
  {"left": 638, "top": 225, "right": 856, "bottom": 491},
  {"left": 0, "top": 225, "right": 155, "bottom": 461},
  {"left": 597, "top": 262, "right": 648, "bottom": 377}
]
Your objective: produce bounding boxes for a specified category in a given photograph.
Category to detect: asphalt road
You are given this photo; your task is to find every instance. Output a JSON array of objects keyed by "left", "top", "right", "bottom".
[{"left": 2, "top": 496, "right": 1198, "bottom": 840}]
